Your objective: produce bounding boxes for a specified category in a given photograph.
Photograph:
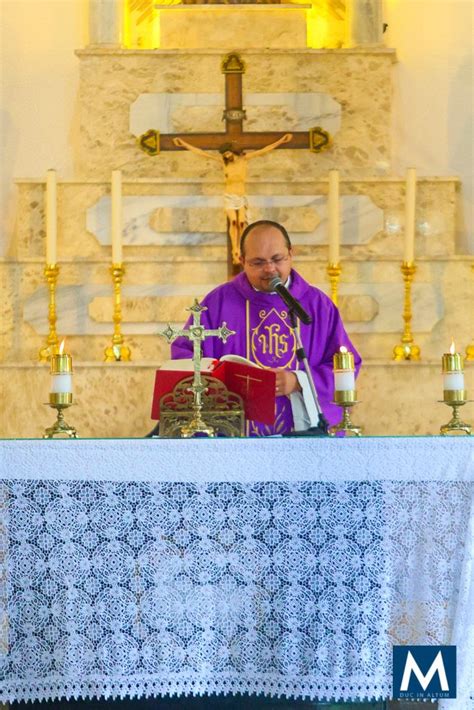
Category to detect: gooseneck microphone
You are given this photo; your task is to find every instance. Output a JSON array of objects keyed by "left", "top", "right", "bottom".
[{"left": 269, "top": 277, "right": 312, "bottom": 325}]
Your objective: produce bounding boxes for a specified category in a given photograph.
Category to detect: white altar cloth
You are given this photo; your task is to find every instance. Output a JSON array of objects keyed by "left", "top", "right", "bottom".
[{"left": 0, "top": 437, "right": 473, "bottom": 706}]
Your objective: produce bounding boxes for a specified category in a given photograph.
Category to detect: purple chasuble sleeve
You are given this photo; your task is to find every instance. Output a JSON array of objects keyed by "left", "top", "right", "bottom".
[{"left": 171, "top": 270, "right": 361, "bottom": 434}]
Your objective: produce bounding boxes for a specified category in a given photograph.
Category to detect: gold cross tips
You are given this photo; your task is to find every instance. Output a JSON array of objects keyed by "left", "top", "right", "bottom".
[
  {"left": 159, "top": 299, "right": 235, "bottom": 346},
  {"left": 309, "top": 126, "right": 332, "bottom": 153},
  {"left": 138, "top": 129, "right": 160, "bottom": 156},
  {"left": 217, "top": 323, "right": 234, "bottom": 344}
]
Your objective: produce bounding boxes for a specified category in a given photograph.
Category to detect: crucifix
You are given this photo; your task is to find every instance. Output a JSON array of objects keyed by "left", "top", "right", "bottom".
[
  {"left": 139, "top": 52, "right": 332, "bottom": 276},
  {"left": 160, "top": 299, "right": 235, "bottom": 437}
]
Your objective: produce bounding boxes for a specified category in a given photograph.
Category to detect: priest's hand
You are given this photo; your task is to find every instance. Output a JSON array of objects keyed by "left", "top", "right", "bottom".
[{"left": 274, "top": 369, "right": 301, "bottom": 397}]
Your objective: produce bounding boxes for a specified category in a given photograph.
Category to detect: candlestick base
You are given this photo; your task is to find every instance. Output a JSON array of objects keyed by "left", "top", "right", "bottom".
[
  {"left": 329, "top": 399, "right": 363, "bottom": 437},
  {"left": 393, "top": 342, "right": 421, "bottom": 361},
  {"left": 43, "top": 401, "right": 78, "bottom": 439},
  {"left": 104, "top": 343, "right": 132, "bottom": 362},
  {"left": 439, "top": 399, "right": 472, "bottom": 436}
]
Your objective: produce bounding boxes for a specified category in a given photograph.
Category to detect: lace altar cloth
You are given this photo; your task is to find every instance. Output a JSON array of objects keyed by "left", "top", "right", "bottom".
[{"left": 0, "top": 437, "right": 473, "bottom": 706}]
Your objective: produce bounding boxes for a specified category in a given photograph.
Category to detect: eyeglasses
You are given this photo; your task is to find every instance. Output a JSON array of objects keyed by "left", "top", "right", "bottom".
[{"left": 245, "top": 254, "right": 290, "bottom": 269}]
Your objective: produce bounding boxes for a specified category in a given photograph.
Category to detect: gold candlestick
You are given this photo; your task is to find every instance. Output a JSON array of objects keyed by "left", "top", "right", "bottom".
[
  {"left": 44, "top": 348, "right": 78, "bottom": 438},
  {"left": 104, "top": 263, "right": 132, "bottom": 362},
  {"left": 327, "top": 262, "right": 342, "bottom": 306},
  {"left": 439, "top": 345, "right": 471, "bottom": 434},
  {"left": 393, "top": 261, "right": 421, "bottom": 361},
  {"left": 38, "top": 263, "right": 60, "bottom": 362}
]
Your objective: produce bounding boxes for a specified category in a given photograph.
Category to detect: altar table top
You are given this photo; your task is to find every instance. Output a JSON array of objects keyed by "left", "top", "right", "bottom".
[
  {"left": 2, "top": 435, "right": 473, "bottom": 482},
  {"left": 0, "top": 437, "right": 473, "bottom": 707}
]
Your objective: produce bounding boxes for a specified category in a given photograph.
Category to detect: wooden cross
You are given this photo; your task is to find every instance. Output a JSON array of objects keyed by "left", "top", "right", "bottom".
[
  {"left": 139, "top": 52, "right": 331, "bottom": 275},
  {"left": 138, "top": 52, "right": 331, "bottom": 156}
]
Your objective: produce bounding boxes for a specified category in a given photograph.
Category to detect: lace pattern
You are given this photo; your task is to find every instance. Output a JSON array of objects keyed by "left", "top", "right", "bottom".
[{"left": 1, "top": 477, "right": 472, "bottom": 705}]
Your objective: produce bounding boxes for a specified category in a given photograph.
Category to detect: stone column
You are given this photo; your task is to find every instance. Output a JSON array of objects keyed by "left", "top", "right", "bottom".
[
  {"left": 346, "top": 0, "right": 383, "bottom": 47},
  {"left": 88, "top": 0, "right": 123, "bottom": 47}
]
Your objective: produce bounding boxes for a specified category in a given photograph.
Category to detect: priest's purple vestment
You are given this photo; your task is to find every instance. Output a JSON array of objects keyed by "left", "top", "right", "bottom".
[{"left": 171, "top": 270, "right": 361, "bottom": 436}]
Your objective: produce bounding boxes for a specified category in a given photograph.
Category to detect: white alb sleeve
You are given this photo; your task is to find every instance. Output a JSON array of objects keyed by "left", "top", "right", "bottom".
[{"left": 289, "top": 371, "right": 320, "bottom": 431}]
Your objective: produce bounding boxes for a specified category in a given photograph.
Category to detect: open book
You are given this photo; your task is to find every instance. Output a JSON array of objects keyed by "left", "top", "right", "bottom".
[
  {"left": 151, "top": 356, "right": 276, "bottom": 425},
  {"left": 158, "top": 354, "right": 261, "bottom": 371}
]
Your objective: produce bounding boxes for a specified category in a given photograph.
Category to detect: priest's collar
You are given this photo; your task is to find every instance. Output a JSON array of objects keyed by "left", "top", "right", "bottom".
[{"left": 252, "top": 275, "right": 291, "bottom": 293}]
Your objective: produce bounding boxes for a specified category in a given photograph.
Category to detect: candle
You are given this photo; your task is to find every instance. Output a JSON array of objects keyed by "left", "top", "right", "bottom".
[
  {"left": 50, "top": 341, "right": 73, "bottom": 402},
  {"left": 333, "top": 345, "right": 355, "bottom": 392},
  {"left": 328, "top": 169, "right": 340, "bottom": 265},
  {"left": 45, "top": 169, "right": 57, "bottom": 265},
  {"left": 111, "top": 169, "right": 123, "bottom": 264},
  {"left": 442, "top": 341, "right": 465, "bottom": 399},
  {"left": 404, "top": 167, "right": 416, "bottom": 263}
]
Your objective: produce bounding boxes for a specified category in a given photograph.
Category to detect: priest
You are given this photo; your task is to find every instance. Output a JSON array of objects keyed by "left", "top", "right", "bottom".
[{"left": 171, "top": 220, "right": 361, "bottom": 435}]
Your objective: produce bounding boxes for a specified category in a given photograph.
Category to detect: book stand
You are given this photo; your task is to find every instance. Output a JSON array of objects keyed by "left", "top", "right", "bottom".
[{"left": 158, "top": 375, "right": 245, "bottom": 438}]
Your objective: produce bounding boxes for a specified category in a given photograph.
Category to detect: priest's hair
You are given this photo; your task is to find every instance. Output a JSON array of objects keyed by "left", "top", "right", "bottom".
[{"left": 240, "top": 220, "right": 292, "bottom": 256}]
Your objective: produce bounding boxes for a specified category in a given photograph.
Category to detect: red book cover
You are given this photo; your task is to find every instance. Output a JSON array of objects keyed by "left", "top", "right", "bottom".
[
  {"left": 212, "top": 361, "right": 276, "bottom": 425},
  {"left": 151, "top": 361, "right": 276, "bottom": 425}
]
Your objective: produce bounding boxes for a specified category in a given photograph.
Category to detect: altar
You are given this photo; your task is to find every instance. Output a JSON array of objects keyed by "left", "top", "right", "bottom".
[{"left": 0, "top": 436, "right": 473, "bottom": 706}]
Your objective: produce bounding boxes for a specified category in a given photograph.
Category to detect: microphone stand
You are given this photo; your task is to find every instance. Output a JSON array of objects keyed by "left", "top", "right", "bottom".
[{"left": 284, "top": 308, "right": 329, "bottom": 437}]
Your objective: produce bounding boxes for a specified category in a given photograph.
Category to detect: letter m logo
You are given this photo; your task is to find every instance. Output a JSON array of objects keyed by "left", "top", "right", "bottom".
[{"left": 393, "top": 646, "right": 456, "bottom": 699}]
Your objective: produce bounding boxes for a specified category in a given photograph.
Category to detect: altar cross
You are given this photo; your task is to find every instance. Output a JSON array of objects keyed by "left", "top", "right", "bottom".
[
  {"left": 160, "top": 300, "right": 235, "bottom": 397},
  {"left": 138, "top": 52, "right": 331, "bottom": 156}
]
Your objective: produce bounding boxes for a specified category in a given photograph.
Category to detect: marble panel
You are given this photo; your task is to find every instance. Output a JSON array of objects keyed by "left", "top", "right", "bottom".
[
  {"left": 12, "top": 179, "right": 457, "bottom": 260},
  {"left": 74, "top": 49, "right": 395, "bottom": 178},
  {"left": 22, "top": 280, "right": 439, "bottom": 337},
  {"left": 130, "top": 92, "right": 342, "bottom": 137},
  {"left": 86, "top": 193, "right": 382, "bottom": 248},
  {"left": 1, "top": 362, "right": 473, "bottom": 439},
  {"left": 2, "top": 257, "right": 471, "bottom": 364},
  {"left": 159, "top": 7, "right": 308, "bottom": 50}
]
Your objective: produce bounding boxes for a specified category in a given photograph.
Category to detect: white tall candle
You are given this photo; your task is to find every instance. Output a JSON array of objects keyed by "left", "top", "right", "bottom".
[
  {"left": 111, "top": 170, "right": 123, "bottom": 264},
  {"left": 404, "top": 167, "right": 416, "bottom": 263},
  {"left": 45, "top": 169, "right": 57, "bottom": 264},
  {"left": 328, "top": 169, "right": 340, "bottom": 265}
]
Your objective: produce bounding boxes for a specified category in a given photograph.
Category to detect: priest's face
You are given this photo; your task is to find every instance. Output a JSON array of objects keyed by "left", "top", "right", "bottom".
[{"left": 240, "top": 225, "right": 293, "bottom": 292}]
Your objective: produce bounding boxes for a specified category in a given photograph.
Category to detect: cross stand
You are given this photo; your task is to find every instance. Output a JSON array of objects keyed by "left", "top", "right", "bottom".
[
  {"left": 284, "top": 307, "right": 329, "bottom": 437},
  {"left": 160, "top": 299, "right": 235, "bottom": 437}
]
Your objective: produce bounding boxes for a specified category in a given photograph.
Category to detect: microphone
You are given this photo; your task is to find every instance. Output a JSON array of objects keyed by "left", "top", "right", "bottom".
[{"left": 269, "top": 277, "right": 312, "bottom": 325}]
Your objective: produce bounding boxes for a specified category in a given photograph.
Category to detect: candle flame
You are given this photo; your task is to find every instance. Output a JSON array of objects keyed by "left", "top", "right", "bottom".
[
  {"left": 59, "top": 339, "right": 65, "bottom": 355},
  {"left": 449, "top": 340, "right": 456, "bottom": 355},
  {"left": 339, "top": 346, "right": 348, "bottom": 353}
]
